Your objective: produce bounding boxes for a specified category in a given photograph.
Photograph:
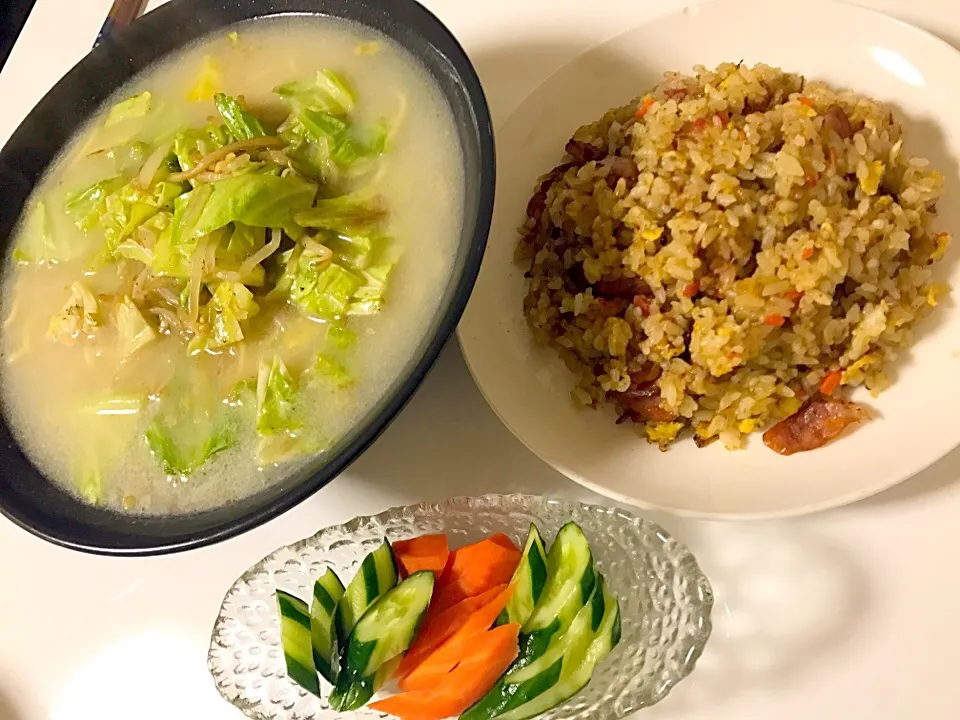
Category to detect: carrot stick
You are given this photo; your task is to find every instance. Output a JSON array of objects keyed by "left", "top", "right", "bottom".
[
  {"left": 396, "top": 583, "right": 508, "bottom": 679},
  {"left": 681, "top": 280, "right": 699, "bottom": 298},
  {"left": 372, "top": 624, "right": 521, "bottom": 720},
  {"left": 634, "top": 96, "right": 654, "bottom": 119},
  {"left": 431, "top": 537, "right": 521, "bottom": 614},
  {"left": 393, "top": 534, "right": 448, "bottom": 558},
  {"left": 820, "top": 369, "right": 842, "bottom": 395},
  {"left": 396, "top": 554, "right": 447, "bottom": 577},
  {"left": 398, "top": 585, "right": 514, "bottom": 692},
  {"left": 487, "top": 533, "right": 520, "bottom": 552},
  {"left": 393, "top": 534, "right": 449, "bottom": 579}
]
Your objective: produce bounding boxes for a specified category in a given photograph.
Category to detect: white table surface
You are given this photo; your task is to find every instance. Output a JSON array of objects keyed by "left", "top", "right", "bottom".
[{"left": 2, "top": 0, "right": 960, "bottom": 718}]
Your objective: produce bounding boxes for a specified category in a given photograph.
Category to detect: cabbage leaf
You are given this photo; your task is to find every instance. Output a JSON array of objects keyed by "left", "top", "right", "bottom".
[
  {"left": 145, "top": 379, "right": 234, "bottom": 476},
  {"left": 116, "top": 298, "right": 157, "bottom": 358},
  {"left": 105, "top": 91, "right": 152, "bottom": 128},
  {"left": 194, "top": 174, "right": 317, "bottom": 234},
  {"left": 214, "top": 93, "right": 266, "bottom": 140},
  {"left": 256, "top": 356, "right": 299, "bottom": 436}
]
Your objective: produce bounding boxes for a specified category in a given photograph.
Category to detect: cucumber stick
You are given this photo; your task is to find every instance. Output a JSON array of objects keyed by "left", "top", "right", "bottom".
[
  {"left": 464, "top": 576, "right": 604, "bottom": 719},
  {"left": 523, "top": 523, "right": 594, "bottom": 633},
  {"left": 328, "top": 662, "right": 395, "bottom": 713},
  {"left": 310, "top": 568, "right": 345, "bottom": 684},
  {"left": 462, "top": 659, "right": 563, "bottom": 720},
  {"left": 516, "top": 522, "right": 595, "bottom": 668},
  {"left": 276, "top": 590, "right": 321, "bottom": 697},
  {"left": 331, "top": 571, "right": 435, "bottom": 711},
  {"left": 497, "top": 578, "right": 621, "bottom": 720},
  {"left": 347, "top": 570, "right": 435, "bottom": 677},
  {"left": 506, "top": 573, "right": 604, "bottom": 685},
  {"left": 502, "top": 524, "right": 548, "bottom": 627},
  {"left": 462, "top": 523, "right": 614, "bottom": 720},
  {"left": 336, "top": 539, "right": 398, "bottom": 644}
]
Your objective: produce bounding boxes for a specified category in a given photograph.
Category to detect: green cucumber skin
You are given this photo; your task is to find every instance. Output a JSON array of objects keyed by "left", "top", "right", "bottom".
[
  {"left": 523, "top": 523, "right": 593, "bottom": 634},
  {"left": 278, "top": 590, "right": 311, "bottom": 626},
  {"left": 505, "top": 523, "right": 596, "bottom": 667},
  {"left": 513, "top": 559, "right": 595, "bottom": 671},
  {"left": 346, "top": 636, "right": 378, "bottom": 682},
  {"left": 361, "top": 556, "right": 380, "bottom": 602},
  {"left": 459, "top": 678, "right": 518, "bottom": 720},
  {"left": 314, "top": 654, "right": 337, "bottom": 688},
  {"left": 499, "top": 657, "right": 564, "bottom": 716},
  {"left": 513, "top": 619, "right": 559, "bottom": 672},
  {"left": 505, "top": 576, "right": 602, "bottom": 687},
  {"left": 285, "top": 657, "right": 322, "bottom": 698},
  {"left": 328, "top": 657, "right": 398, "bottom": 712},
  {"left": 527, "top": 532, "right": 548, "bottom": 602},
  {"left": 375, "top": 536, "right": 399, "bottom": 584},
  {"left": 276, "top": 590, "right": 321, "bottom": 697},
  {"left": 578, "top": 562, "right": 597, "bottom": 609},
  {"left": 335, "top": 539, "right": 398, "bottom": 646},
  {"left": 334, "top": 571, "right": 433, "bottom": 709},
  {"left": 310, "top": 569, "right": 344, "bottom": 685},
  {"left": 460, "top": 657, "right": 563, "bottom": 720},
  {"left": 313, "top": 569, "right": 343, "bottom": 614},
  {"left": 334, "top": 604, "right": 351, "bottom": 651},
  {"left": 499, "top": 675, "right": 587, "bottom": 720},
  {"left": 347, "top": 571, "right": 434, "bottom": 677},
  {"left": 493, "top": 579, "right": 622, "bottom": 720},
  {"left": 335, "top": 555, "right": 374, "bottom": 644},
  {"left": 329, "top": 672, "right": 373, "bottom": 712},
  {"left": 586, "top": 573, "right": 606, "bottom": 633},
  {"left": 610, "top": 602, "right": 622, "bottom": 646},
  {"left": 504, "top": 524, "right": 549, "bottom": 627}
]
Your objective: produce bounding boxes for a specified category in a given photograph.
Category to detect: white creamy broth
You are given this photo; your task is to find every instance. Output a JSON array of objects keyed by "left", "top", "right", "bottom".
[{"left": 0, "top": 17, "right": 463, "bottom": 515}]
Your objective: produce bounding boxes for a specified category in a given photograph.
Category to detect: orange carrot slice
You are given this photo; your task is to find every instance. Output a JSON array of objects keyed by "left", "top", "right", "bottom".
[
  {"left": 393, "top": 534, "right": 450, "bottom": 579},
  {"left": 372, "top": 624, "right": 521, "bottom": 720},
  {"left": 396, "top": 583, "right": 508, "bottom": 679},
  {"left": 399, "top": 585, "right": 514, "bottom": 692},
  {"left": 431, "top": 537, "right": 521, "bottom": 614},
  {"left": 393, "top": 534, "right": 449, "bottom": 558},
  {"left": 820, "top": 369, "right": 843, "bottom": 396},
  {"left": 396, "top": 554, "right": 447, "bottom": 578},
  {"left": 487, "top": 532, "right": 520, "bottom": 552}
]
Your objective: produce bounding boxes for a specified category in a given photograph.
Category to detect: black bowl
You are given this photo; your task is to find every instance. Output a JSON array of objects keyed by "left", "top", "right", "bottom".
[{"left": 0, "top": 0, "right": 494, "bottom": 555}]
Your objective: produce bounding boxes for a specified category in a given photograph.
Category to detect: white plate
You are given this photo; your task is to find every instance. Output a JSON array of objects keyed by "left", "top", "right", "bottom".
[{"left": 458, "top": 0, "right": 960, "bottom": 519}]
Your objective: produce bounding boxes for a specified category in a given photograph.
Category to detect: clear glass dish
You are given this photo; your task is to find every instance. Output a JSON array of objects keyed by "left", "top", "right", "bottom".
[{"left": 208, "top": 494, "right": 714, "bottom": 719}]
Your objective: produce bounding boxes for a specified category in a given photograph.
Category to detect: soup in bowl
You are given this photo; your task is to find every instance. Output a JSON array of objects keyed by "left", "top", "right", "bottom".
[{"left": 0, "top": 0, "right": 494, "bottom": 554}]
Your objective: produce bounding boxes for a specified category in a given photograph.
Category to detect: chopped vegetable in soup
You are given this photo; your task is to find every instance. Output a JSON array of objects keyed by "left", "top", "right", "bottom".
[{"left": 0, "top": 18, "right": 463, "bottom": 514}]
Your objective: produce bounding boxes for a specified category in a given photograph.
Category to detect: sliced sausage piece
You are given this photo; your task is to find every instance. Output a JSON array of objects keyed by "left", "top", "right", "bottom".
[
  {"left": 592, "top": 275, "right": 652, "bottom": 300},
  {"left": 525, "top": 162, "right": 576, "bottom": 221},
  {"left": 628, "top": 361, "right": 662, "bottom": 387},
  {"left": 606, "top": 156, "right": 639, "bottom": 187},
  {"left": 564, "top": 263, "right": 590, "bottom": 293},
  {"left": 612, "top": 384, "right": 677, "bottom": 422},
  {"left": 823, "top": 104, "right": 854, "bottom": 140},
  {"left": 762, "top": 395, "right": 868, "bottom": 455},
  {"left": 565, "top": 139, "right": 608, "bottom": 164},
  {"left": 664, "top": 86, "right": 689, "bottom": 101}
]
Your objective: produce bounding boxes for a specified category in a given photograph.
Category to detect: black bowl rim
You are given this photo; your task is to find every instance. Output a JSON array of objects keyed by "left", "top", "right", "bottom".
[{"left": 0, "top": 0, "right": 495, "bottom": 555}]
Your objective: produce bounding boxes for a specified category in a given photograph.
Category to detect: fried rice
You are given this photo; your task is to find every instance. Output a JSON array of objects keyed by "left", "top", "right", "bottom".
[{"left": 517, "top": 62, "right": 951, "bottom": 453}]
